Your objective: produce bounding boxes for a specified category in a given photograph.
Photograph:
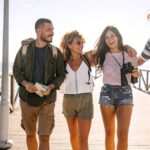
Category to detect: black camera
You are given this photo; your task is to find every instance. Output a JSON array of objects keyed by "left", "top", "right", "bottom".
[{"left": 121, "top": 62, "right": 138, "bottom": 86}]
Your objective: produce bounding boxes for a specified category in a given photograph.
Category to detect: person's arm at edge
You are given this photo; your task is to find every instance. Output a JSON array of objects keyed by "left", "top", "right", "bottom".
[
  {"left": 84, "top": 50, "right": 98, "bottom": 66},
  {"left": 125, "top": 45, "right": 137, "bottom": 57},
  {"left": 137, "top": 56, "right": 145, "bottom": 66}
]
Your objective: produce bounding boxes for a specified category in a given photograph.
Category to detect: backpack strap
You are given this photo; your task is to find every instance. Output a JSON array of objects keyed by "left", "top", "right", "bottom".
[
  {"left": 21, "top": 45, "right": 29, "bottom": 73},
  {"left": 22, "top": 45, "right": 28, "bottom": 56},
  {"left": 51, "top": 45, "right": 58, "bottom": 59},
  {"left": 21, "top": 44, "right": 58, "bottom": 77},
  {"left": 64, "top": 59, "right": 68, "bottom": 74},
  {"left": 22, "top": 44, "right": 58, "bottom": 58},
  {"left": 82, "top": 54, "right": 92, "bottom": 84},
  {"left": 82, "top": 54, "right": 91, "bottom": 72},
  {"left": 50, "top": 44, "right": 58, "bottom": 77}
]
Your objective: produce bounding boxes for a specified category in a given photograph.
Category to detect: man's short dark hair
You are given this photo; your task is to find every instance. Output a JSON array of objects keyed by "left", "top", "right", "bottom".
[{"left": 35, "top": 18, "right": 52, "bottom": 31}]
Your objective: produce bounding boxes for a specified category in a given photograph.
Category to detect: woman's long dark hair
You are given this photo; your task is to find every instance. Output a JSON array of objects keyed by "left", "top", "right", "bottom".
[{"left": 95, "top": 26, "right": 126, "bottom": 68}]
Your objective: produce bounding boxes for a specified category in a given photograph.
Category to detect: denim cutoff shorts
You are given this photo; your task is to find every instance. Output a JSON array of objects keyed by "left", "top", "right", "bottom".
[{"left": 99, "top": 84, "right": 133, "bottom": 108}]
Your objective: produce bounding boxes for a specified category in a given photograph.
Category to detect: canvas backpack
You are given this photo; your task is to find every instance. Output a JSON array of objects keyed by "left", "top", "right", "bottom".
[{"left": 22, "top": 44, "right": 57, "bottom": 58}]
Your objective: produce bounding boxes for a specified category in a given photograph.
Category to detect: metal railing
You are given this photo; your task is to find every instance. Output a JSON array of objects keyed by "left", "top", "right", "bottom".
[
  {"left": 133, "top": 69, "right": 150, "bottom": 94},
  {"left": 93, "top": 67, "right": 150, "bottom": 95},
  {"left": 0, "top": 73, "right": 19, "bottom": 113},
  {"left": 93, "top": 65, "right": 102, "bottom": 79}
]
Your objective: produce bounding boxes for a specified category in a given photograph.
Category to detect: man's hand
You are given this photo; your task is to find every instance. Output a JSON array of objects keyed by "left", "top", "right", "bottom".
[
  {"left": 25, "top": 83, "right": 37, "bottom": 93},
  {"left": 84, "top": 50, "right": 97, "bottom": 66},
  {"left": 137, "top": 56, "right": 145, "bottom": 66},
  {"left": 21, "top": 80, "right": 37, "bottom": 93},
  {"left": 41, "top": 84, "right": 55, "bottom": 96},
  {"left": 125, "top": 45, "right": 137, "bottom": 57},
  {"left": 131, "top": 69, "right": 140, "bottom": 78}
]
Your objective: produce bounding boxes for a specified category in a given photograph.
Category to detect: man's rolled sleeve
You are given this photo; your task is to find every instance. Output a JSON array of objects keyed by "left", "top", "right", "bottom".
[{"left": 140, "top": 39, "right": 150, "bottom": 62}]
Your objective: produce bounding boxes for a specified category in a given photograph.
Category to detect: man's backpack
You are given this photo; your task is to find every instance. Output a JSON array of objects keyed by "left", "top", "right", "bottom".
[
  {"left": 22, "top": 44, "right": 58, "bottom": 58},
  {"left": 21, "top": 44, "right": 58, "bottom": 77},
  {"left": 82, "top": 54, "right": 92, "bottom": 84}
]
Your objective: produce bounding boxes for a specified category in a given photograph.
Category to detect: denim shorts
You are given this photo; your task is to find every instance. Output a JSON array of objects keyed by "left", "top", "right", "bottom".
[{"left": 99, "top": 84, "right": 133, "bottom": 108}]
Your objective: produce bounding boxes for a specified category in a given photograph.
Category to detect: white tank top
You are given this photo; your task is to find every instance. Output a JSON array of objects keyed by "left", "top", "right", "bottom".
[{"left": 60, "top": 61, "right": 94, "bottom": 94}]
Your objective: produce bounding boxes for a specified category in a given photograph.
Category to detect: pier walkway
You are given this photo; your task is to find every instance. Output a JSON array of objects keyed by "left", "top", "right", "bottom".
[{"left": 9, "top": 78, "right": 150, "bottom": 150}]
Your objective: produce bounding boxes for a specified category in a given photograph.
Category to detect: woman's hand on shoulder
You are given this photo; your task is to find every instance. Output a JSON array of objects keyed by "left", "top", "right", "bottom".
[
  {"left": 84, "top": 50, "right": 97, "bottom": 66},
  {"left": 125, "top": 45, "right": 137, "bottom": 57}
]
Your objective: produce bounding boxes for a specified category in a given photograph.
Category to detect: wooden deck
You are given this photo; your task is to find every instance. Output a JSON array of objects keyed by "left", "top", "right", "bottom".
[{"left": 9, "top": 78, "right": 150, "bottom": 150}]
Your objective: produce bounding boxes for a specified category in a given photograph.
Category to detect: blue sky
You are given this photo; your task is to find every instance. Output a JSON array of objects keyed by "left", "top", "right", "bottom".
[{"left": 0, "top": 0, "right": 150, "bottom": 67}]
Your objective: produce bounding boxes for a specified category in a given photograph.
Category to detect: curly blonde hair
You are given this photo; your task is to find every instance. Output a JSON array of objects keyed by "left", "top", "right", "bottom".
[{"left": 60, "top": 30, "right": 85, "bottom": 61}]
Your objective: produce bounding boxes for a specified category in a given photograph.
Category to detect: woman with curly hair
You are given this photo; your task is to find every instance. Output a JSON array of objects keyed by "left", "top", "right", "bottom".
[{"left": 60, "top": 30, "right": 95, "bottom": 150}]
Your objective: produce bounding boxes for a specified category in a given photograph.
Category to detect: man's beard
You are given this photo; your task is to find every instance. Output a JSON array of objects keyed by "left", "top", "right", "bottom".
[{"left": 41, "top": 35, "right": 52, "bottom": 43}]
